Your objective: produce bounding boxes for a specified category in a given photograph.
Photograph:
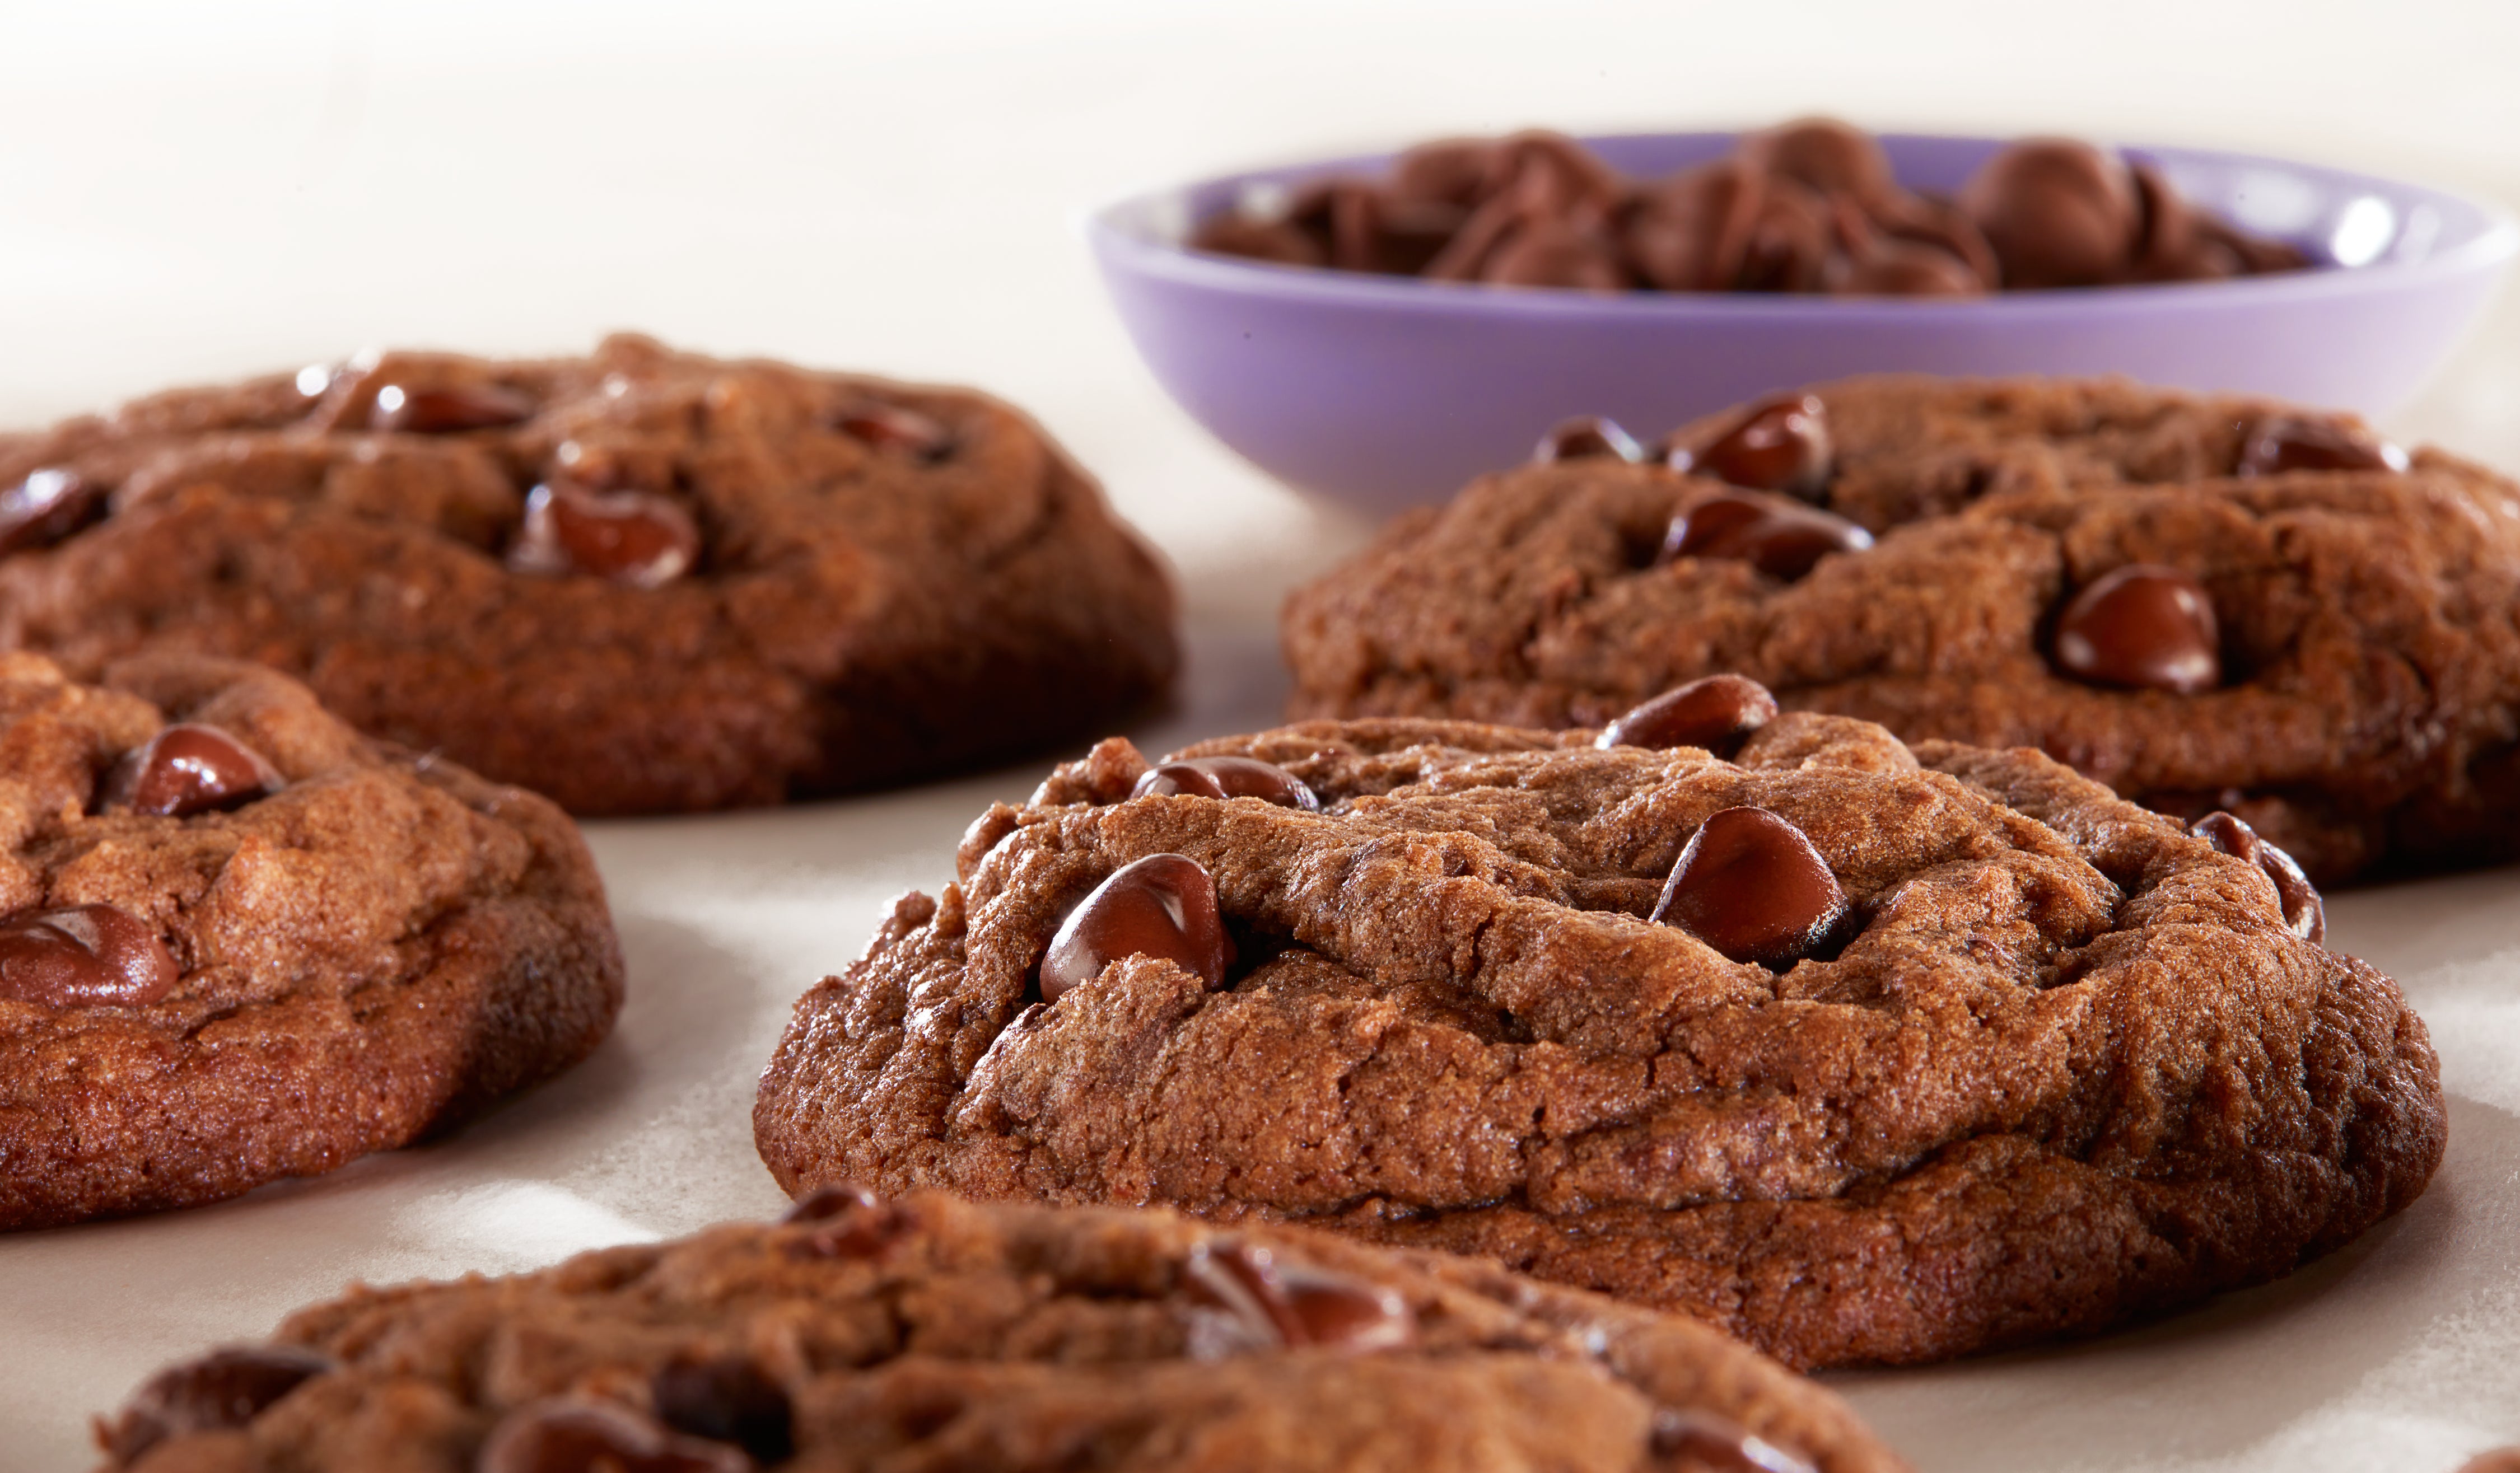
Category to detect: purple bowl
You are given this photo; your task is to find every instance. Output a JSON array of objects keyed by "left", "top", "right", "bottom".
[{"left": 1090, "top": 132, "right": 2518, "bottom": 516}]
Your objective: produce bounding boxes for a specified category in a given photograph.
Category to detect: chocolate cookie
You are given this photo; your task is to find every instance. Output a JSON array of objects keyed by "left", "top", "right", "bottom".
[
  {"left": 1283, "top": 375, "right": 2520, "bottom": 882},
  {"left": 0, "top": 653, "right": 620, "bottom": 1229},
  {"left": 753, "top": 700, "right": 2443, "bottom": 1368},
  {"left": 0, "top": 334, "right": 1178, "bottom": 814},
  {"left": 95, "top": 1188, "right": 1905, "bottom": 1473}
]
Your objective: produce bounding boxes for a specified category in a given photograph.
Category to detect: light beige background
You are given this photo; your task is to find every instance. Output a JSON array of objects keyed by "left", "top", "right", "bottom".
[{"left": 2, "top": 2, "right": 2517, "bottom": 1468}]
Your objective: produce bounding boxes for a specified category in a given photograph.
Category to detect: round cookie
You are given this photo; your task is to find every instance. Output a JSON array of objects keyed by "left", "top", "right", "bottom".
[
  {"left": 1282, "top": 375, "right": 2520, "bottom": 882},
  {"left": 754, "top": 699, "right": 2444, "bottom": 1369},
  {"left": 0, "top": 334, "right": 1179, "bottom": 815},
  {"left": 94, "top": 1188, "right": 1905, "bottom": 1473},
  {"left": 0, "top": 653, "right": 620, "bottom": 1229}
]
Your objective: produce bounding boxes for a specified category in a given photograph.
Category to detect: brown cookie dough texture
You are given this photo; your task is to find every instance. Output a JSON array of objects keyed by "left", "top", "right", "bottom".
[
  {"left": 754, "top": 713, "right": 2443, "bottom": 1369},
  {"left": 0, "top": 334, "right": 1179, "bottom": 814},
  {"left": 1282, "top": 375, "right": 2520, "bottom": 881},
  {"left": 0, "top": 654, "right": 620, "bottom": 1229},
  {"left": 96, "top": 1189, "right": 1905, "bottom": 1473}
]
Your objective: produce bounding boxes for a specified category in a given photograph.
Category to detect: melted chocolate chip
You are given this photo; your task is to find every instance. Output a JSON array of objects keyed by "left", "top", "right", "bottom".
[
  {"left": 107, "top": 1346, "right": 334, "bottom": 1466},
  {"left": 1661, "top": 491, "right": 1872, "bottom": 581},
  {"left": 781, "top": 1185, "right": 908, "bottom": 1260},
  {"left": 1533, "top": 415, "right": 1645, "bottom": 465},
  {"left": 0, "top": 905, "right": 179, "bottom": 1008},
  {"left": 1597, "top": 676, "right": 1780, "bottom": 757},
  {"left": 1649, "top": 1409, "right": 1818, "bottom": 1473},
  {"left": 2052, "top": 565, "right": 2222, "bottom": 694},
  {"left": 1181, "top": 1240, "right": 1415, "bottom": 1356},
  {"left": 510, "top": 482, "right": 700, "bottom": 589},
  {"left": 366, "top": 382, "right": 536, "bottom": 434},
  {"left": 837, "top": 404, "right": 954, "bottom": 461},
  {"left": 1958, "top": 138, "right": 2139, "bottom": 288},
  {"left": 1651, "top": 807, "right": 1851, "bottom": 969},
  {"left": 652, "top": 1357, "right": 794, "bottom": 1464},
  {"left": 2235, "top": 416, "right": 2410, "bottom": 478},
  {"left": 0, "top": 467, "right": 108, "bottom": 557},
  {"left": 103, "top": 723, "right": 283, "bottom": 818},
  {"left": 1039, "top": 854, "right": 1233, "bottom": 1004},
  {"left": 475, "top": 1400, "right": 752, "bottom": 1473},
  {"left": 2191, "top": 811, "right": 2326, "bottom": 944},
  {"left": 1131, "top": 756, "right": 1320, "bottom": 810},
  {"left": 1671, "top": 394, "right": 1833, "bottom": 499}
]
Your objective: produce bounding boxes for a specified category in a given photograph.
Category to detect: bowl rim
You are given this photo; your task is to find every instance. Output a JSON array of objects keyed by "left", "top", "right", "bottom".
[{"left": 1089, "top": 128, "right": 2520, "bottom": 320}]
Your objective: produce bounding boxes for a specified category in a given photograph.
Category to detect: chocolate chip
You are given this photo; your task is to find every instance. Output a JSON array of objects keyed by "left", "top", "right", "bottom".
[
  {"left": 1478, "top": 219, "right": 1630, "bottom": 290},
  {"left": 509, "top": 482, "right": 700, "bottom": 588},
  {"left": 1597, "top": 676, "right": 1780, "bottom": 756},
  {"left": 1670, "top": 394, "right": 1833, "bottom": 499},
  {"left": 1533, "top": 415, "right": 1645, "bottom": 465},
  {"left": 2051, "top": 564, "right": 2221, "bottom": 694},
  {"left": 1661, "top": 491, "right": 1872, "bottom": 581},
  {"left": 475, "top": 1400, "right": 752, "bottom": 1473},
  {"left": 1651, "top": 807, "right": 1851, "bottom": 969},
  {"left": 2191, "top": 811, "right": 2325, "bottom": 943},
  {"left": 1827, "top": 237, "right": 1986, "bottom": 297},
  {"left": 1039, "top": 854, "right": 1233, "bottom": 1004},
  {"left": 781, "top": 1185, "right": 908, "bottom": 1260},
  {"left": 102, "top": 723, "right": 283, "bottom": 818},
  {"left": 1648, "top": 1408, "right": 1817, "bottom": 1473},
  {"left": 652, "top": 1357, "right": 794, "bottom": 1464},
  {"left": 106, "top": 1345, "right": 333, "bottom": 1466},
  {"left": 0, "top": 467, "right": 108, "bottom": 557},
  {"left": 1131, "top": 756, "right": 1320, "bottom": 810},
  {"left": 2235, "top": 416, "right": 2410, "bottom": 477},
  {"left": 1622, "top": 160, "right": 1762, "bottom": 291},
  {"left": 837, "top": 404, "right": 954, "bottom": 461},
  {"left": 1958, "top": 138, "right": 2140, "bottom": 288},
  {"left": 366, "top": 382, "right": 535, "bottom": 434},
  {"left": 1747, "top": 116, "right": 1896, "bottom": 207},
  {"left": 0, "top": 905, "right": 179, "bottom": 1008},
  {"left": 1180, "top": 1240, "right": 1415, "bottom": 1356},
  {"left": 1731, "top": 180, "right": 1835, "bottom": 293}
]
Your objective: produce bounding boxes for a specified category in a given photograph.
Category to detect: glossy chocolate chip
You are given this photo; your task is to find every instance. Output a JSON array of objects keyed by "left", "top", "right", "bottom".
[
  {"left": 1533, "top": 415, "right": 1645, "bottom": 465},
  {"left": 0, "top": 905, "right": 179, "bottom": 1008},
  {"left": 1182, "top": 1240, "right": 1415, "bottom": 1354},
  {"left": 2191, "top": 811, "right": 2326, "bottom": 944},
  {"left": 1597, "top": 676, "right": 1780, "bottom": 757},
  {"left": 1131, "top": 756, "right": 1320, "bottom": 810},
  {"left": 1648, "top": 1409, "right": 1817, "bottom": 1473},
  {"left": 837, "top": 403, "right": 954, "bottom": 460},
  {"left": 1958, "top": 138, "right": 2139, "bottom": 288},
  {"left": 2052, "top": 565, "right": 2221, "bottom": 694},
  {"left": 366, "top": 382, "right": 535, "bottom": 434},
  {"left": 2235, "top": 416, "right": 2410, "bottom": 477},
  {"left": 781, "top": 1184, "right": 908, "bottom": 1260},
  {"left": 510, "top": 482, "right": 700, "bottom": 588},
  {"left": 1039, "top": 854, "right": 1233, "bottom": 1004},
  {"left": 103, "top": 723, "right": 283, "bottom": 818},
  {"left": 652, "top": 1357, "right": 794, "bottom": 1464},
  {"left": 1661, "top": 491, "right": 1872, "bottom": 581},
  {"left": 1651, "top": 807, "right": 1851, "bottom": 969},
  {"left": 107, "top": 1345, "right": 334, "bottom": 1466},
  {"left": 0, "top": 467, "right": 108, "bottom": 557},
  {"left": 476, "top": 1400, "right": 752, "bottom": 1473},
  {"left": 1672, "top": 394, "right": 1833, "bottom": 499}
]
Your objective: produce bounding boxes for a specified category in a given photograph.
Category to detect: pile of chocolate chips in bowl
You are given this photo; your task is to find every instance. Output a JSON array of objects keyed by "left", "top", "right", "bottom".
[{"left": 1191, "top": 116, "right": 2308, "bottom": 294}]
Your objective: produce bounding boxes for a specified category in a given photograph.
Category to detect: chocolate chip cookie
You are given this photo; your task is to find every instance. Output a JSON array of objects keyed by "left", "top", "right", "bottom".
[
  {"left": 0, "top": 653, "right": 620, "bottom": 1229},
  {"left": 0, "top": 334, "right": 1179, "bottom": 814},
  {"left": 95, "top": 1188, "right": 1905, "bottom": 1473},
  {"left": 753, "top": 695, "right": 2444, "bottom": 1368},
  {"left": 1283, "top": 375, "right": 2520, "bottom": 882}
]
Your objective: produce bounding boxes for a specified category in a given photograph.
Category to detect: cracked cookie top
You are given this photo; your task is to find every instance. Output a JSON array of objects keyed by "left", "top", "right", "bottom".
[
  {"left": 0, "top": 334, "right": 1178, "bottom": 814},
  {"left": 754, "top": 698, "right": 2443, "bottom": 1368},
  {"left": 0, "top": 652, "right": 619, "bottom": 1229},
  {"left": 1284, "top": 375, "right": 2520, "bottom": 882},
  {"left": 94, "top": 1188, "right": 1903, "bottom": 1473}
]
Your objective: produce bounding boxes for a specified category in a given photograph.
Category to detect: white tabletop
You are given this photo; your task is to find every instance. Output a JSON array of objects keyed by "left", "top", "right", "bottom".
[{"left": 3, "top": 2, "right": 2518, "bottom": 1467}]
